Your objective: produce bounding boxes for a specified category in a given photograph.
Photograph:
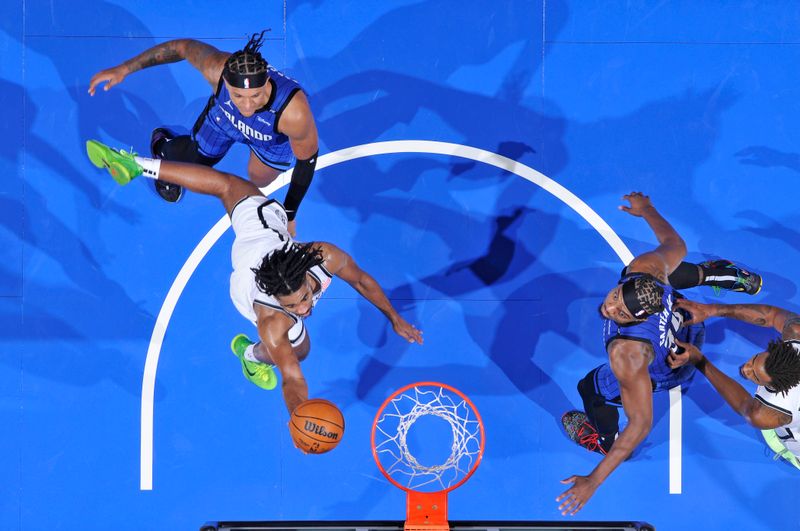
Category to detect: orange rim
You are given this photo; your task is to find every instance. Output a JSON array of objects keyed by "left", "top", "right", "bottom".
[{"left": 371, "top": 381, "right": 485, "bottom": 494}]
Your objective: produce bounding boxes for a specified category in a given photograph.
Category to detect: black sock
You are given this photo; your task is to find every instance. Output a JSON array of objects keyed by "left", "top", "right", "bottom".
[{"left": 667, "top": 262, "right": 702, "bottom": 289}]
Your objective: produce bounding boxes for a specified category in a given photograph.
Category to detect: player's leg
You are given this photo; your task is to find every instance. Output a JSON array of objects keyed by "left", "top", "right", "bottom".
[
  {"left": 761, "top": 429, "right": 800, "bottom": 470},
  {"left": 622, "top": 260, "right": 762, "bottom": 294},
  {"left": 247, "top": 150, "right": 285, "bottom": 188},
  {"left": 86, "top": 140, "right": 259, "bottom": 214},
  {"left": 230, "top": 331, "right": 310, "bottom": 390},
  {"left": 576, "top": 367, "right": 620, "bottom": 453},
  {"left": 151, "top": 127, "right": 226, "bottom": 203}
]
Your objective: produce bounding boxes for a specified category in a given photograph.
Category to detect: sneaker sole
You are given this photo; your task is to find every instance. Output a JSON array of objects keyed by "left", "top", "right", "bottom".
[{"left": 85, "top": 140, "right": 136, "bottom": 185}]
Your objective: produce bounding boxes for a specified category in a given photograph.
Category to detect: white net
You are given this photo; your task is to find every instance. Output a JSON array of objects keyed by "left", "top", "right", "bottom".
[{"left": 373, "top": 384, "right": 483, "bottom": 493}]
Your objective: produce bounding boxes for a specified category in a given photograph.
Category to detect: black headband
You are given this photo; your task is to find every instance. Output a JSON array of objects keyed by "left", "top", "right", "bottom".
[
  {"left": 621, "top": 279, "right": 650, "bottom": 319},
  {"left": 223, "top": 69, "right": 267, "bottom": 89}
]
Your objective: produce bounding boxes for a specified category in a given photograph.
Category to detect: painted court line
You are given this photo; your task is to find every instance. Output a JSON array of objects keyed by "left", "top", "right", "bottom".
[{"left": 140, "top": 140, "right": 680, "bottom": 492}]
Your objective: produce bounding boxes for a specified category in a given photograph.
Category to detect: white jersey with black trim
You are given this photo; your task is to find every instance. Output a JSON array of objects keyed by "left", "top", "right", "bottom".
[
  {"left": 755, "top": 340, "right": 800, "bottom": 457},
  {"left": 228, "top": 196, "right": 333, "bottom": 346}
]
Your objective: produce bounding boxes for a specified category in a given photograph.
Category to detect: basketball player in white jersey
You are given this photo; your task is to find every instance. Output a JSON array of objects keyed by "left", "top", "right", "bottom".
[
  {"left": 668, "top": 298, "right": 800, "bottom": 468},
  {"left": 85, "top": 140, "right": 423, "bottom": 415}
]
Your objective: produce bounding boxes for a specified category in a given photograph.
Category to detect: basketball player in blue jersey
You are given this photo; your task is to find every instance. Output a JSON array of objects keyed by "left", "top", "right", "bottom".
[
  {"left": 85, "top": 140, "right": 423, "bottom": 416},
  {"left": 89, "top": 31, "right": 317, "bottom": 237},
  {"left": 556, "top": 192, "right": 763, "bottom": 516}
]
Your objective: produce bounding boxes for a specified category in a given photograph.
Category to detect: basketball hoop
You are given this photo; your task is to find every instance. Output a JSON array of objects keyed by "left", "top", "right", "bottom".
[{"left": 371, "top": 382, "right": 485, "bottom": 531}]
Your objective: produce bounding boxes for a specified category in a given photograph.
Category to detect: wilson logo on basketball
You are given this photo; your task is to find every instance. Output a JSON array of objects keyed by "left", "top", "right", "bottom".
[{"left": 304, "top": 420, "right": 339, "bottom": 440}]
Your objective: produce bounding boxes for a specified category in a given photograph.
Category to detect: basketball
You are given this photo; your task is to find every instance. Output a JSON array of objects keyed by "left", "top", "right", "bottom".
[{"left": 289, "top": 398, "right": 345, "bottom": 454}]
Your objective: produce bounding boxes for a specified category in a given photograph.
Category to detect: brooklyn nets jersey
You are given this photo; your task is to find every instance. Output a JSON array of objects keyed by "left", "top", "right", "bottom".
[
  {"left": 756, "top": 340, "right": 800, "bottom": 457},
  {"left": 229, "top": 196, "right": 332, "bottom": 346}
]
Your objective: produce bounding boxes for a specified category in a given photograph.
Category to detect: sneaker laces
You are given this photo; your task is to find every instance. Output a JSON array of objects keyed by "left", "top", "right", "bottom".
[{"left": 578, "top": 426, "right": 607, "bottom": 455}]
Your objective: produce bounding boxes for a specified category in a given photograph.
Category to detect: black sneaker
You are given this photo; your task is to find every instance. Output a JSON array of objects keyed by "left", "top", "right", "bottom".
[
  {"left": 150, "top": 127, "right": 184, "bottom": 203},
  {"left": 702, "top": 259, "right": 763, "bottom": 296},
  {"left": 561, "top": 410, "right": 608, "bottom": 456}
]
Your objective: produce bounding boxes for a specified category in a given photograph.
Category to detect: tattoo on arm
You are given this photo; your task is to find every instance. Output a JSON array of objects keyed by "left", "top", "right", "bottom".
[
  {"left": 716, "top": 304, "right": 781, "bottom": 328},
  {"left": 125, "top": 41, "right": 183, "bottom": 72},
  {"left": 183, "top": 41, "right": 220, "bottom": 72},
  {"left": 782, "top": 313, "right": 800, "bottom": 340}
]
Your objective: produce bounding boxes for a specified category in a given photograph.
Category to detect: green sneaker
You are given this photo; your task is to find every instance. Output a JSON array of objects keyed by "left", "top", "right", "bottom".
[
  {"left": 230, "top": 334, "right": 278, "bottom": 391},
  {"left": 761, "top": 429, "right": 800, "bottom": 470},
  {"left": 85, "top": 140, "right": 143, "bottom": 185}
]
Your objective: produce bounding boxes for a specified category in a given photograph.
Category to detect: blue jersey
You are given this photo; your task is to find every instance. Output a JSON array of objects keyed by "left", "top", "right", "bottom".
[
  {"left": 192, "top": 65, "right": 302, "bottom": 170},
  {"left": 595, "top": 273, "right": 705, "bottom": 400}
]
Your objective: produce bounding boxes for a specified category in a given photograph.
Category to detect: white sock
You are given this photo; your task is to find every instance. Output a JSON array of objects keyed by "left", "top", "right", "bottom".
[
  {"left": 243, "top": 344, "right": 260, "bottom": 363},
  {"left": 133, "top": 156, "right": 161, "bottom": 180}
]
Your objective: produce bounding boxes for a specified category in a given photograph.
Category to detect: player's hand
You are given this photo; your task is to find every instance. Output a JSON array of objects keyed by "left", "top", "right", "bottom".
[
  {"left": 88, "top": 65, "right": 129, "bottom": 96},
  {"left": 392, "top": 317, "right": 423, "bottom": 344},
  {"left": 556, "top": 475, "right": 599, "bottom": 516},
  {"left": 674, "top": 298, "right": 713, "bottom": 326},
  {"left": 619, "top": 191, "right": 654, "bottom": 217},
  {"left": 667, "top": 338, "right": 704, "bottom": 368},
  {"left": 287, "top": 220, "right": 297, "bottom": 238}
]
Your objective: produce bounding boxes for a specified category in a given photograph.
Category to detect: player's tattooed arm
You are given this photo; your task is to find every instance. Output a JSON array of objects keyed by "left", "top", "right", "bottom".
[
  {"left": 702, "top": 303, "right": 800, "bottom": 336},
  {"left": 89, "top": 39, "right": 227, "bottom": 95},
  {"left": 124, "top": 39, "right": 228, "bottom": 86},
  {"left": 673, "top": 338, "right": 793, "bottom": 429},
  {"left": 781, "top": 313, "right": 800, "bottom": 341}
]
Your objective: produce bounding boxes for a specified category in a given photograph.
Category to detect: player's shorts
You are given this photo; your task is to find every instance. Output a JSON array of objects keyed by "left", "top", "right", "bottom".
[
  {"left": 229, "top": 196, "right": 306, "bottom": 347},
  {"left": 194, "top": 118, "right": 295, "bottom": 171}
]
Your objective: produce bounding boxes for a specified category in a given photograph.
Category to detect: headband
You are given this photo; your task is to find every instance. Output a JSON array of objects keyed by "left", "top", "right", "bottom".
[
  {"left": 621, "top": 279, "right": 651, "bottom": 319},
  {"left": 223, "top": 69, "right": 267, "bottom": 89}
]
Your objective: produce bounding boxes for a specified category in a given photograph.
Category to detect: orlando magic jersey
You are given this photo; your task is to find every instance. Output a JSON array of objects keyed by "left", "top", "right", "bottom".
[
  {"left": 193, "top": 65, "right": 302, "bottom": 168},
  {"left": 596, "top": 273, "right": 705, "bottom": 399}
]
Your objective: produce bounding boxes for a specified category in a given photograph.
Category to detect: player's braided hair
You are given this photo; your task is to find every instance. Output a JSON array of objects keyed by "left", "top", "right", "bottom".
[
  {"left": 225, "top": 30, "right": 270, "bottom": 76},
  {"left": 252, "top": 242, "right": 325, "bottom": 297},
  {"left": 632, "top": 275, "right": 665, "bottom": 316},
  {"left": 765, "top": 340, "right": 800, "bottom": 395}
]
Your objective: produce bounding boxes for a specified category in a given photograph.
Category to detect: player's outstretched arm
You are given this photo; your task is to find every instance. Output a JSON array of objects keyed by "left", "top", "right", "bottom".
[
  {"left": 622, "top": 192, "right": 687, "bottom": 282},
  {"left": 257, "top": 314, "right": 308, "bottom": 414},
  {"left": 675, "top": 299, "right": 800, "bottom": 338},
  {"left": 557, "top": 340, "right": 653, "bottom": 516},
  {"left": 316, "top": 242, "right": 423, "bottom": 344},
  {"left": 668, "top": 338, "right": 791, "bottom": 429},
  {"left": 88, "top": 39, "right": 228, "bottom": 95}
]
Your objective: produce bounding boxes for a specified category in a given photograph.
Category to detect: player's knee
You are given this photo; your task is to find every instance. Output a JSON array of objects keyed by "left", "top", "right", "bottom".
[{"left": 577, "top": 371, "right": 595, "bottom": 399}]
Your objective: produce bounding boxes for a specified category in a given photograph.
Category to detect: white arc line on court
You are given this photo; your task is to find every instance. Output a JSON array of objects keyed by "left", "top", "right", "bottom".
[{"left": 140, "top": 140, "right": 681, "bottom": 492}]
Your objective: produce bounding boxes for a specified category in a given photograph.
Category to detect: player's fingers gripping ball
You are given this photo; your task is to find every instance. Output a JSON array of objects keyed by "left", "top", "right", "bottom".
[{"left": 289, "top": 399, "right": 345, "bottom": 454}]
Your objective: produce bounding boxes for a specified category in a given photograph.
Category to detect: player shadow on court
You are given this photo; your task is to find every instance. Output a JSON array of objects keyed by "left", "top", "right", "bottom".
[
  {"left": 0, "top": 79, "right": 142, "bottom": 225},
  {"left": 736, "top": 210, "right": 800, "bottom": 260},
  {"left": 0, "top": 186, "right": 163, "bottom": 397},
  {"left": 311, "top": 70, "right": 567, "bottom": 182},
  {"left": 735, "top": 146, "right": 800, "bottom": 174},
  {"left": 338, "top": 208, "right": 614, "bottom": 432},
  {"left": 311, "top": 67, "right": 739, "bottom": 239},
  {"left": 290, "top": 0, "right": 565, "bottom": 95}
]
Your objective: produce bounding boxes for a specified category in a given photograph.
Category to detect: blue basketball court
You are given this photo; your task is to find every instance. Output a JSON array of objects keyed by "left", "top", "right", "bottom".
[{"left": 3, "top": 1, "right": 800, "bottom": 529}]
